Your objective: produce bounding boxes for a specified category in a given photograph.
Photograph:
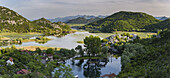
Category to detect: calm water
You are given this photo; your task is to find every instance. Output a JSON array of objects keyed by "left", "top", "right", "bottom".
[
  {"left": 2, "top": 31, "right": 121, "bottom": 77},
  {"left": 2, "top": 32, "right": 94, "bottom": 49},
  {"left": 62, "top": 56, "right": 121, "bottom": 78}
]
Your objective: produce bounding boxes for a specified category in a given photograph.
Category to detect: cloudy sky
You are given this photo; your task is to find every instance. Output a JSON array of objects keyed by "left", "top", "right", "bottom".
[{"left": 0, "top": 0, "right": 170, "bottom": 20}]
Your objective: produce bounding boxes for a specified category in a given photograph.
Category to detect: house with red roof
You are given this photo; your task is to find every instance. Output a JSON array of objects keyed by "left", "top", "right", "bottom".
[
  {"left": 6, "top": 57, "right": 14, "bottom": 65},
  {"left": 17, "top": 69, "right": 31, "bottom": 74},
  {"left": 100, "top": 73, "right": 117, "bottom": 78}
]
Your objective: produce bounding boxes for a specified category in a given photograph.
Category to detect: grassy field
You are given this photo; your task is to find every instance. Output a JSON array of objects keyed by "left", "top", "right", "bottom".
[
  {"left": 77, "top": 41, "right": 84, "bottom": 44},
  {"left": 0, "top": 32, "right": 43, "bottom": 39},
  {"left": 92, "top": 31, "right": 157, "bottom": 38},
  {"left": 68, "top": 24, "right": 86, "bottom": 27},
  {"left": 17, "top": 46, "right": 61, "bottom": 51},
  {"left": 0, "top": 37, "right": 10, "bottom": 40}
]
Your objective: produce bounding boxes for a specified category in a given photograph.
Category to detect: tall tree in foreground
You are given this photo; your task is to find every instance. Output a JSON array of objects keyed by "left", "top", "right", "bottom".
[
  {"left": 84, "top": 35, "right": 101, "bottom": 56},
  {"left": 75, "top": 45, "right": 84, "bottom": 57}
]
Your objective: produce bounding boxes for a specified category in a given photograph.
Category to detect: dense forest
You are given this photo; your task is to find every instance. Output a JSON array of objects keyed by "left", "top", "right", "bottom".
[
  {"left": 117, "top": 29, "right": 170, "bottom": 77},
  {"left": 145, "top": 18, "right": 170, "bottom": 31},
  {"left": 80, "top": 11, "right": 160, "bottom": 32},
  {"left": 66, "top": 17, "right": 101, "bottom": 24},
  {"left": 0, "top": 46, "right": 76, "bottom": 78},
  {"left": 0, "top": 6, "right": 71, "bottom": 33},
  {"left": 33, "top": 18, "right": 71, "bottom": 33}
]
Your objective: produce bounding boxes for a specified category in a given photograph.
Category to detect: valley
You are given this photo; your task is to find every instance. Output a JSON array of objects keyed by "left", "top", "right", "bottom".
[{"left": 0, "top": 5, "right": 169, "bottom": 78}]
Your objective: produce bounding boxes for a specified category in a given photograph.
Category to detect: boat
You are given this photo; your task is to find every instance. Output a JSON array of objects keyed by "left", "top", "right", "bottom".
[{"left": 74, "top": 75, "right": 78, "bottom": 78}]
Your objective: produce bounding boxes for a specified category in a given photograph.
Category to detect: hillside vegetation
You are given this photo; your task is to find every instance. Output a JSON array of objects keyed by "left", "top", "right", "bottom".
[
  {"left": 0, "top": 6, "right": 71, "bottom": 33},
  {"left": 145, "top": 18, "right": 170, "bottom": 31},
  {"left": 80, "top": 11, "right": 160, "bottom": 33},
  {"left": 117, "top": 29, "right": 170, "bottom": 78},
  {"left": 0, "top": 6, "right": 37, "bottom": 33},
  {"left": 33, "top": 18, "right": 71, "bottom": 33}
]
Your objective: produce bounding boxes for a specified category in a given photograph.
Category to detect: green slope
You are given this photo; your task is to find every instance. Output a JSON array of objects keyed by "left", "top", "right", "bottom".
[
  {"left": 0, "top": 6, "right": 71, "bottom": 33},
  {"left": 33, "top": 18, "right": 71, "bottom": 32},
  {"left": 82, "top": 11, "right": 160, "bottom": 32},
  {"left": 117, "top": 30, "right": 170, "bottom": 78},
  {"left": 145, "top": 18, "right": 170, "bottom": 31},
  {"left": 0, "top": 6, "right": 37, "bottom": 33}
]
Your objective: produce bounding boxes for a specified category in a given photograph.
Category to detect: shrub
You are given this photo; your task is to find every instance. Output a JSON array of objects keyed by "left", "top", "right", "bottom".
[
  {"left": 46, "top": 48, "right": 54, "bottom": 55},
  {"left": 102, "top": 39, "right": 108, "bottom": 42}
]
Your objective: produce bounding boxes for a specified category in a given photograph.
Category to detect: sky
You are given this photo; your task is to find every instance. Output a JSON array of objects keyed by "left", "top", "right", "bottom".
[{"left": 0, "top": 0, "right": 170, "bottom": 20}]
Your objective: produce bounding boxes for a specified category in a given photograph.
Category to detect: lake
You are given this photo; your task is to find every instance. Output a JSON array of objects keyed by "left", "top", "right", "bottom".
[
  {"left": 1, "top": 31, "right": 95, "bottom": 49},
  {"left": 62, "top": 56, "right": 121, "bottom": 78},
  {"left": 1, "top": 31, "right": 121, "bottom": 77}
]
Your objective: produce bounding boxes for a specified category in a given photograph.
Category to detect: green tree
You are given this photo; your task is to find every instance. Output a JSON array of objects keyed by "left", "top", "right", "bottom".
[
  {"left": 101, "top": 46, "right": 109, "bottom": 54},
  {"left": 46, "top": 48, "right": 54, "bottom": 55},
  {"left": 84, "top": 35, "right": 101, "bottom": 56},
  {"left": 121, "top": 43, "right": 146, "bottom": 68},
  {"left": 11, "top": 45, "right": 16, "bottom": 50},
  {"left": 54, "top": 64, "right": 74, "bottom": 78},
  {"left": 75, "top": 45, "right": 84, "bottom": 57},
  {"left": 35, "top": 47, "right": 41, "bottom": 55},
  {"left": 1, "top": 48, "right": 6, "bottom": 54}
]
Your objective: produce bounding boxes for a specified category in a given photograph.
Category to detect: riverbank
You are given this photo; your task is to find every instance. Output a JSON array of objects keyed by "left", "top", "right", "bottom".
[
  {"left": 16, "top": 46, "right": 61, "bottom": 51},
  {"left": 0, "top": 32, "right": 43, "bottom": 39},
  {"left": 92, "top": 31, "right": 157, "bottom": 38}
]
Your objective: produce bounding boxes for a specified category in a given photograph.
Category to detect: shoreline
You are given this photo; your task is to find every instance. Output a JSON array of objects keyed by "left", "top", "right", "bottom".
[{"left": 16, "top": 46, "right": 61, "bottom": 51}]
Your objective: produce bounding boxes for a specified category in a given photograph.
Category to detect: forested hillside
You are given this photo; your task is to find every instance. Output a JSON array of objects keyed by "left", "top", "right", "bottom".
[
  {"left": 0, "top": 6, "right": 71, "bottom": 33},
  {"left": 81, "top": 11, "right": 160, "bottom": 32},
  {"left": 145, "top": 18, "right": 170, "bottom": 31},
  {"left": 0, "top": 6, "right": 38, "bottom": 33},
  {"left": 33, "top": 18, "right": 72, "bottom": 35},
  {"left": 117, "top": 29, "right": 170, "bottom": 78}
]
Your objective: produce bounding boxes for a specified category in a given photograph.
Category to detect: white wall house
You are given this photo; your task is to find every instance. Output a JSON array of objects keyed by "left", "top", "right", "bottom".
[{"left": 6, "top": 57, "right": 14, "bottom": 65}]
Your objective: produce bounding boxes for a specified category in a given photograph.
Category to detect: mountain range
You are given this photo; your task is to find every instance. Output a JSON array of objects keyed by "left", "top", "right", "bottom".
[
  {"left": 0, "top": 6, "right": 71, "bottom": 33},
  {"left": 81, "top": 11, "right": 160, "bottom": 32},
  {"left": 155, "top": 16, "right": 169, "bottom": 20},
  {"left": 0, "top": 6, "right": 170, "bottom": 33},
  {"left": 66, "top": 17, "right": 102, "bottom": 24},
  {"left": 48, "top": 15, "right": 107, "bottom": 23}
]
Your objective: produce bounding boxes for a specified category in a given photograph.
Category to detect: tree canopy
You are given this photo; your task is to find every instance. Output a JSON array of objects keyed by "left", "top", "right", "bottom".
[{"left": 84, "top": 35, "right": 101, "bottom": 56}]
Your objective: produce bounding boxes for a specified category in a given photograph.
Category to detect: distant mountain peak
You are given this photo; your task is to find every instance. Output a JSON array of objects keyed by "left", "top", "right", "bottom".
[
  {"left": 48, "top": 15, "right": 107, "bottom": 23},
  {"left": 155, "top": 16, "right": 169, "bottom": 20}
]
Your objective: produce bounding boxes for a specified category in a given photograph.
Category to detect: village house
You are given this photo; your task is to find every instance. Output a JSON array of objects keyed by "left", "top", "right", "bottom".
[
  {"left": 17, "top": 69, "right": 31, "bottom": 74},
  {"left": 130, "top": 34, "right": 137, "bottom": 39},
  {"left": 41, "top": 53, "right": 47, "bottom": 57},
  {"left": 41, "top": 57, "right": 47, "bottom": 64},
  {"left": 21, "top": 49, "right": 32, "bottom": 55},
  {"left": 6, "top": 57, "right": 14, "bottom": 65},
  {"left": 41, "top": 53, "right": 54, "bottom": 64},
  {"left": 47, "top": 54, "right": 53, "bottom": 61},
  {"left": 100, "top": 73, "right": 117, "bottom": 78}
]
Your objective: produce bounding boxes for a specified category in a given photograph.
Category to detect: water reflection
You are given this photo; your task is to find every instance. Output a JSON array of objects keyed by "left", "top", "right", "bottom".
[
  {"left": 76, "top": 59, "right": 84, "bottom": 67},
  {"left": 65, "top": 56, "right": 121, "bottom": 78},
  {"left": 83, "top": 58, "right": 108, "bottom": 78}
]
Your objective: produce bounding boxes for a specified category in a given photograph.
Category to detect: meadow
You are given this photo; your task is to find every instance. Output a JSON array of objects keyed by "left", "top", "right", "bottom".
[
  {"left": 0, "top": 32, "right": 42, "bottom": 39},
  {"left": 68, "top": 24, "right": 85, "bottom": 27},
  {"left": 92, "top": 31, "right": 157, "bottom": 38}
]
